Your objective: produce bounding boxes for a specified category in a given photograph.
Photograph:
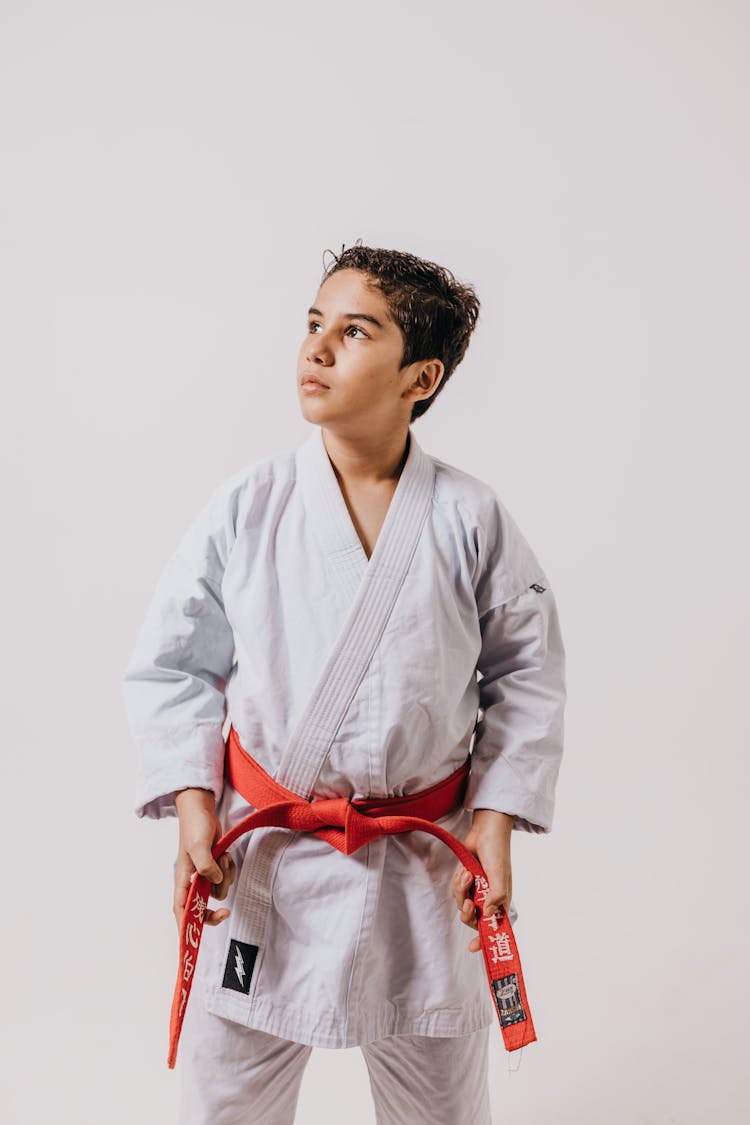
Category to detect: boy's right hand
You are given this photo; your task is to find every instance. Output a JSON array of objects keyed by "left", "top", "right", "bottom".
[{"left": 173, "top": 787, "right": 236, "bottom": 931}]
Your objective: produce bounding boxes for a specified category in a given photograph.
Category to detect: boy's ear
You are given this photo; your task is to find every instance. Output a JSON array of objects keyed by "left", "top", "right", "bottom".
[
  {"left": 401, "top": 359, "right": 443, "bottom": 404},
  {"left": 413, "top": 360, "right": 444, "bottom": 398}
]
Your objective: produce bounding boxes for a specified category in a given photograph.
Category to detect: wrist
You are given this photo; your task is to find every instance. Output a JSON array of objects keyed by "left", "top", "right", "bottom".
[
  {"left": 174, "top": 786, "right": 216, "bottom": 811},
  {"left": 471, "top": 807, "right": 514, "bottom": 834}
]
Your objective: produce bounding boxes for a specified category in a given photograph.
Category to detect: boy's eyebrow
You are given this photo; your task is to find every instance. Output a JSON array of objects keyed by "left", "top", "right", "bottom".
[{"left": 307, "top": 306, "right": 385, "bottom": 329}]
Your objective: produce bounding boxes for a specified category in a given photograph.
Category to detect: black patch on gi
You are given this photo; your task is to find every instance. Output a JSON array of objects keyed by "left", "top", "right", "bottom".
[
  {"left": 529, "top": 583, "right": 546, "bottom": 594},
  {"left": 491, "top": 973, "right": 527, "bottom": 1027},
  {"left": 222, "top": 939, "right": 258, "bottom": 995}
]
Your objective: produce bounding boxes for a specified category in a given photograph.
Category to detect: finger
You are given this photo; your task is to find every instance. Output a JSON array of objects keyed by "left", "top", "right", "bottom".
[
  {"left": 173, "top": 874, "right": 189, "bottom": 915},
  {"left": 468, "top": 934, "right": 481, "bottom": 953},
  {"left": 174, "top": 848, "right": 196, "bottom": 883},
  {"left": 211, "top": 855, "right": 236, "bottom": 901},
  {"left": 460, "top": 897, "right": 478, "bottom": 931},
  {"left": 173, "top": 882, "right": 191, "bottom": 930},
  {"left": 452, "top": 867, "right": 474, "bottom": 910},
  {"left": 204, "top": 907, "right": 230, "bottom": 927},
  {"left": 173, "top": 857, "right": 195, "bottom": 922},
  {"left": 476, "top": 855, "right": 512, "bottom": 917},
  {"left": 173, "top": 894, "right": 230, "bottom": 930},
  {"left": 482, "top": 889, "right": 510, "bottom": 918},
  {"left": 190, "top": 844, "right": 223, "bottom": 885}
]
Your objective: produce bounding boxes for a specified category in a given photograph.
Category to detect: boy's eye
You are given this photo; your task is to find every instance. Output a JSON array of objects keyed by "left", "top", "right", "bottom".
[{"left": 307, "top": 321, "right": 368, "bottom": 339}]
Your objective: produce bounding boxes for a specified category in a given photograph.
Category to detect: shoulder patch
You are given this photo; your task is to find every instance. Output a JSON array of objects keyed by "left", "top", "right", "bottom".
[{"left": 529, "top": 583, "right": 546, "bottom": 593}]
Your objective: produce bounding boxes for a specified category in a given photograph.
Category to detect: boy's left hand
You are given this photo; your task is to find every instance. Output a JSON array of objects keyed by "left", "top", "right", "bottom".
[{"left": 451, "top": 808, "right": 513, "bottom": 953}]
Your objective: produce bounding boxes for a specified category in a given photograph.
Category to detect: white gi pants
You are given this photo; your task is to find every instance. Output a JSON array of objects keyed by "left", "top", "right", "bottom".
[{"left": 176, "top": 993, "right": 493, "bottom": 1125}]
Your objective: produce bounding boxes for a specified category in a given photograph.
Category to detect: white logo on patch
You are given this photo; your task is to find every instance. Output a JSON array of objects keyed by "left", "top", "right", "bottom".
[{"left": 234, "top": 947, "right": 246, "bottom": 986}]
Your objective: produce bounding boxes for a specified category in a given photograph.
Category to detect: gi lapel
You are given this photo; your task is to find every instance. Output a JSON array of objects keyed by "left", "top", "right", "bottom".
[
  {"left": 210, "top": 425, "right": 436, "bottom": 1013},
  {"left": 279, "top": 424, "right": 435, "bottom": 796}
]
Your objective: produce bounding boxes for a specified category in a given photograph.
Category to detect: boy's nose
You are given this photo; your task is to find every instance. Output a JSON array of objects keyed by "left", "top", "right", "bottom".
[{"left": 307, "top": 345, "right": 332, "bottom": 365}]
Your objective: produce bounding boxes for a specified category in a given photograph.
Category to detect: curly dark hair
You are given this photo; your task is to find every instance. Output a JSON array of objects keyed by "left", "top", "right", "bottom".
[{"left": 319, "top": 240, "right": 480, "bottom": 422}]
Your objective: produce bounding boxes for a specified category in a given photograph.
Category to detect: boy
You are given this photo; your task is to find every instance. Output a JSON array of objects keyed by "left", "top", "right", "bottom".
[{"left": 122, "top": 243, "right": 566, "bottom": 1124}]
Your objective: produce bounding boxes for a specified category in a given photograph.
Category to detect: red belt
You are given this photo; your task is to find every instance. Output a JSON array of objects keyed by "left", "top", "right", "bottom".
[{"left": 168, "top": 725, "right": 537, "bottom": 1068}]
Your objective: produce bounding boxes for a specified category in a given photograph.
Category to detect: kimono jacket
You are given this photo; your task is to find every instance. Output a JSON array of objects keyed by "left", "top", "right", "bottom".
[{"left": 122, "top": 424, "right": 566, "bottom": 1048}]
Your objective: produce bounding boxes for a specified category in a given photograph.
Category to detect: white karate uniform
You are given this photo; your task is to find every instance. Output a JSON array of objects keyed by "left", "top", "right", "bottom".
[
  {"left": 177, "top": 994, "right": 493, "bottom": 1124},
  {"left": 123, "top": 424, "right": 566, "bottom": 1059}
]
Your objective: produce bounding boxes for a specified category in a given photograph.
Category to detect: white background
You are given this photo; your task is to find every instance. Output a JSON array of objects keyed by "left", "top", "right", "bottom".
[{"left": 1, "top": 2, "right": 748, "bottom": 1122}]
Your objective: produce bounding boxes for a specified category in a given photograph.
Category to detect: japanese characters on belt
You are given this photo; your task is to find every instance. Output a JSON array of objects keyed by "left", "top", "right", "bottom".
[{"left": 122, "top": 424, "right": 566, "bottom": 1061}]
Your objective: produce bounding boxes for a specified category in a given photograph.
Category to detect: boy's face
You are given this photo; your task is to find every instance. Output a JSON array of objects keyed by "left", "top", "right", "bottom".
[{"left": 296, "top": 268, "right": 441, "bottom": 435}]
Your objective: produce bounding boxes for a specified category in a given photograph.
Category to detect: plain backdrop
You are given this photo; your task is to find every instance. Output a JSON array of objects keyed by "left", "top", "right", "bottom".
[{"left": 1, "top": 2, "right": 748, "bottom": 1123}]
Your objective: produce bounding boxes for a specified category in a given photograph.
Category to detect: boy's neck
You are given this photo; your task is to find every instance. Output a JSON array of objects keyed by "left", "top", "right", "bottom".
[{"left": 321, "top": 426, "right": 411, "bottom": 489}]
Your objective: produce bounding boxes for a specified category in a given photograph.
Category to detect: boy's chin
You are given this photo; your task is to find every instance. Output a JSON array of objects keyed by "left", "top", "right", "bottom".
[{"left": 299, "top": 399, "right": 333, "bottom": 421}]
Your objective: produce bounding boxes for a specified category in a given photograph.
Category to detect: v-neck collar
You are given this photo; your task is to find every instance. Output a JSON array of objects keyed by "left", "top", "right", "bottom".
[{"left": 296, "top": 424, "right": 434, "bottom": 596}]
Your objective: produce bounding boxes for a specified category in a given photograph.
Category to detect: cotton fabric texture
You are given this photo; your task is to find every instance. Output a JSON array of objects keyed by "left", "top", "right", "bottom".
[
  {"left": 177, "top": 996, "right": 492, "bottom": 1125},
  {"left": 123, "top": 424, "right": 566, "bottom": 1048}
]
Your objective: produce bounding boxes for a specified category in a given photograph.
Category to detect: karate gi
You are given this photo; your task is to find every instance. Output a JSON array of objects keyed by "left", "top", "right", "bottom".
[{"left": 122, "top": 424, "right": 565, "bottom": 1101}]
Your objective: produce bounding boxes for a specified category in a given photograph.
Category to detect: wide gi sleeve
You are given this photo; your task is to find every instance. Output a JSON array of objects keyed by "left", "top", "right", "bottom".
[
  {"left": 122, "top": 473, "right": 242, "bottom": 820},
  {"left": 463, "top": 492, "right": 566, "bottom": 834}
]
